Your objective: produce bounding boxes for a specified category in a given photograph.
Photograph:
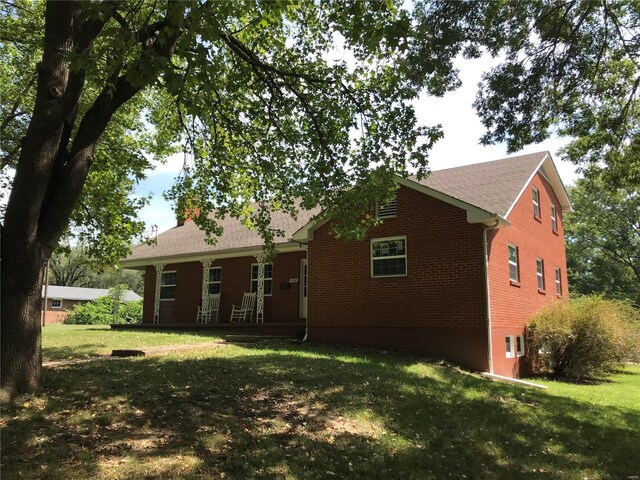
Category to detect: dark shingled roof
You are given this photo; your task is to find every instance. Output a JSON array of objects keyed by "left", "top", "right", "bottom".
[
  {"left": 124, "top": 151, "right": 558, "bottom": 265},
  {"left": 124, "top": 207, "right": 320, "bottom": 263},
  {"left": 412, "top": 151, "right": 548, "bottom": 217}
]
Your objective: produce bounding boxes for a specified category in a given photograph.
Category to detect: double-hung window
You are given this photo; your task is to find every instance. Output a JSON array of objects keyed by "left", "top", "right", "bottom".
[
  {"left": 508, "top": 244, "right": 519, "bottom": 283},
  {"left": 371, "top": 237, "right": 407, "bottom": 277},
  {"left": 251, "top": 263, "right": 273, "bottom": 295},
  {"left": 536, "top": 258, "right": 545, "bottom": 291},
  {"left": 532, "top": 187, "right": 540, "bottom": 219},
  {"left": 208, "top": 267, "right": 221, "bottom": 295},
  {"left": 51, "top": 299, "right": 63, "bottom": 309},
  {"left": 555, "top": 267, "right": 562, "bottom": 296},
  {"left": 551, "top": 204, "right": 558, "bottom": 232},
  {"left": 160, "top": 271, "right": 176, "bottom": 300}
]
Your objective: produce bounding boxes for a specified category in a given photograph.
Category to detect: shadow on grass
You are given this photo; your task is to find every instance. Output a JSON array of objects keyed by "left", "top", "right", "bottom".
[
  {"left": 42, "top": 344, "right": 108, "bottom": 361},
  {"left": 3, "top": 341, "right": 639, "bottom": 479}
]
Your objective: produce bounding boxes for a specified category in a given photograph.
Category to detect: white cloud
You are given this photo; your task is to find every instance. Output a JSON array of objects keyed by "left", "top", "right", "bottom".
[
  {"left": 414, "top": 55, "right": 579, "bottom": 185},
  {"left": 146, "top": 152, "right": 190, "bottom": 176}
]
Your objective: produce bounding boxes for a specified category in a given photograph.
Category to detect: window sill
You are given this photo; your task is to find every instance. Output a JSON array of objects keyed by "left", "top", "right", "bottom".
[
  {"left": 534, "top": 215, "right": 542, "bottom": 223},
  {"left": 510, "top": 280, "right": 521, "bottom": 287},
  {"left": 538, "top": 289, "right": 546, "bottom": 295},
  {"left": 552, "top": 230, "right": 559, "bottom": 236},
  {"left": 556, "top": 294, "right": 564, "bottom": 299}
]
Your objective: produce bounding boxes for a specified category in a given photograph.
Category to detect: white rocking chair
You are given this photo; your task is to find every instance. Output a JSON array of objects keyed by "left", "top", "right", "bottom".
[
  {"left": 196, "top": 294, "right": 220, "bottom": 324},
  {"left": 230, "top": 292, "right": 256, "bottom": 322}
]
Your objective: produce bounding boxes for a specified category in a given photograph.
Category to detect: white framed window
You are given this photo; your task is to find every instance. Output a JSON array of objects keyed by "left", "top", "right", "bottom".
[
  {"left": 375, "top": 194, "right": 397, "bottom": 219},
  {"left": 550, "top": 204, "right": 558, "bottom": 232},
  {"left": 506, "top": 335, "right": 515, "bottom": 358},
  {"left": 516, "top": 335, "right": 525, "bottom": 357},
  {"left": 508, "top": 244, "right": 519, "bottom": 282},
  {"left": 555, "top": 267, "right": 562, "bottom": 296},
  {"left": 207, "top": 267, "right": 221, "bottom": 295},
  {"left": 160, "top": 271, "right": 176, "bottom": 300},
  {"left": 532, "top": 187, "right": 540, "bottom": 219},
  {"left": 251, "top": 263, "right": 273, "bottom": 296},
  {"left": 371, "top": 236, "right": 407, "bottom": 277},
  {"left": 536, "top": 258, "right": 545, "bottom": 291},
  {"left": 51, "top": 299, "right": 63, "bottom": 309}
]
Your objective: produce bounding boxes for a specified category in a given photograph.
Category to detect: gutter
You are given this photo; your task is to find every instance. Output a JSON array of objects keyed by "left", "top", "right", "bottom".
[{"left": 483, "top": 218, "right": 501, "bottom": 374}]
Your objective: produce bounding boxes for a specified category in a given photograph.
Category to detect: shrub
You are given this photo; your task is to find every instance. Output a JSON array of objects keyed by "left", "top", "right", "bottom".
[
  {"left": 65, "top": 297, "right": 142, "bottom": 325},
  {"left": 527, "top": 296, "right": 639, "bottom": 379}
]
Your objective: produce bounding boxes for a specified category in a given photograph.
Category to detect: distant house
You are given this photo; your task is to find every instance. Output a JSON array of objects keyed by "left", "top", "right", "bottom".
[
  {"left": 121, "top": 151, "right": 571, "bottom": 378},
  {"left": 41, "top": 286, "right": 142, "bottom": 324}
]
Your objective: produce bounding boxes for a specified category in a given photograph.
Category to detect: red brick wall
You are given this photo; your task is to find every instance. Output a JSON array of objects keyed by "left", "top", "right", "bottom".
[
  {"left": 41, "top": 298, "right": 87, "bottom": 324},
  {"left": 142, "top": 251, "right": 306, "bottom": 324},
  {"left": 487, "top": 171, "right": 568, "bottom": 377},
  {"left": 307, "top": 185, "right": 489, "bottom": 371}
]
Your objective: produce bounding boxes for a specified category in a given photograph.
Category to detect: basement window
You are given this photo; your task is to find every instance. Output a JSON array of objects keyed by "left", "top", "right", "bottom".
[
  {"left": 371, "top": 237, "right": 407, "bottom": 277},
  {"left": 505, "top": 335, "right": 515, "bottom": 358},
  {"left": 51, "top": 299, "right": 63, "bottom": 309}
]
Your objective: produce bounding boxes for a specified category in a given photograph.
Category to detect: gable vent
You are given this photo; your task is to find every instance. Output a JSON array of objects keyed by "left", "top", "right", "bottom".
[{"left": 376, "top": 196, "right": 397, "bottom": 218}]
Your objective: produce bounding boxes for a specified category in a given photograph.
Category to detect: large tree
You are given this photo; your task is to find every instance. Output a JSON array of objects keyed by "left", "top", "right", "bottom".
[
  {"left": 1, "top": 1, "right": 639, "bottom": 398},
  {"left": 565, "top": 173, "right": 640, "bottom": 305}
]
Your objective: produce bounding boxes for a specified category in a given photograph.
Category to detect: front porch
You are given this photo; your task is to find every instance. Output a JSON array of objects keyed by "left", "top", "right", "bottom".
[{"left": 111, "top": 321, "right": 306, "bottom": 338}]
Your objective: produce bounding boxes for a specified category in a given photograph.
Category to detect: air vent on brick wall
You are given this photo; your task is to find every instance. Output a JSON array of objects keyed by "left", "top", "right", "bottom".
[{"left": 376, "top": 196, "right": 397, "bottom": 218}]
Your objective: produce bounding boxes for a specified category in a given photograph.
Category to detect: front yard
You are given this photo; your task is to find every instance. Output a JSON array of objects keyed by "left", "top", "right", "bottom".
[{"left": 1, "top": 326, "right": 639, "bottom": 479}]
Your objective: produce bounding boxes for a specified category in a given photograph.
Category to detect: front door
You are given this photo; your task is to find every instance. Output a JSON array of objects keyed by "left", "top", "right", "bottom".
[{"left": 299, "top": 259, "right": 308, "bottom": 319}]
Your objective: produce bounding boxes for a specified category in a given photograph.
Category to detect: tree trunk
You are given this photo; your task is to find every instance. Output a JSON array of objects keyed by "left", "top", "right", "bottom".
[{"left": 0, "top": 285, "right": 44, "bottom": 400}]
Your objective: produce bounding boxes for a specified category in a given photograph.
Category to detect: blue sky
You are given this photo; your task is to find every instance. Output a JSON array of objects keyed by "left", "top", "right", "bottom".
[{"left": 134, "top": 55, "right": 578, "bottom": 235}]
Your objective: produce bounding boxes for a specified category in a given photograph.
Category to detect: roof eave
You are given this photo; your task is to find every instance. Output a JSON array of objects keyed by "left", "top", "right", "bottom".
[{"left": 120, "top": 241, "right": 307, "bottom": 269}]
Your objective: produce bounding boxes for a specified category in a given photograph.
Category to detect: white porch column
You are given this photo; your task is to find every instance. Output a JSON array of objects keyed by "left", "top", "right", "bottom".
[
  {"left": 200, "top": 259, "right": 213, "bottom": 311},
  {"left": 153, "top": 263, "right": 166, "bottom": 324},
  {"left": 255, "top": 253, "right": 267, "bottom": 324}
]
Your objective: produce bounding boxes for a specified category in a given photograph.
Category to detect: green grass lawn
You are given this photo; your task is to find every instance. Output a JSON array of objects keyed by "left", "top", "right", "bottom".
[
  {"left": 2, "top": 326, "right": 639, "bottom": 479},
  {"left": 41, "top": 324, "right": 223, "bottom": 361}
]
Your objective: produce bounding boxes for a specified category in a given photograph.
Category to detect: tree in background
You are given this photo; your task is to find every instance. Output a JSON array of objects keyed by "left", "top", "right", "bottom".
[
  {"left": 1, "top": 1, "right": 638, "bottom": 396},
  {"left": 565, "top": 175, "right": 640, "bottom": 305},
  {"left": 48, "top": 246, "right": 143, "bottom": 295}
]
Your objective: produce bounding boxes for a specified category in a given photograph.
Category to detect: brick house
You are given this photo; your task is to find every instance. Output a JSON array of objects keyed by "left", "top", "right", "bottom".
[
  {"left": 42, "top": 285, "right": 142, "bottom": 324},
  {"left": 122, "top": 151, "right": 571, "bottom": 377}
]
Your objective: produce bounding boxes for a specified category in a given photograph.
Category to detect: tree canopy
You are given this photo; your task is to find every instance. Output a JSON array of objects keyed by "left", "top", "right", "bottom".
[{"left": 565, "top": 174, "right": 640, "bottom": 305}]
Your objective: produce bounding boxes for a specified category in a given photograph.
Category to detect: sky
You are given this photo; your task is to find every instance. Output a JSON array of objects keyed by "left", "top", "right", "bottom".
[{"left": 134, "top": 55, "right": 579, "bottom": 235}]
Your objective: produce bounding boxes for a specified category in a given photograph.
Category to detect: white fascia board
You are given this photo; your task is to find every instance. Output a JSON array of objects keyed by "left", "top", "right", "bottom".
[
  {"left": 504, "top": 153, "right": 573, "bottom": 218},
  {"left": 291, "top": 215, "right": 329, "bottom": 243},
  {"left": 120, "top": 242, "right": 306, "bottom": 269},
  {"left": 395, "top": 177, "right": 509, "bottom": 227}
]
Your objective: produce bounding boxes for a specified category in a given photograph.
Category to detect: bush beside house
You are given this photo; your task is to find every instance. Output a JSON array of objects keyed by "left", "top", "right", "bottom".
[
  {"left": 65, "top": 296, "right": 143, "bottom": 325},
  {"left": 527, "top": 296, "right": 640, "bottom": 379}
]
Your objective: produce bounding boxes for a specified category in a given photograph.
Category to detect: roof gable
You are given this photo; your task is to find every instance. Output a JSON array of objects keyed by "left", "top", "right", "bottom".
[{"left": 410, "top": 151, "right": 571, "bottom": 218}]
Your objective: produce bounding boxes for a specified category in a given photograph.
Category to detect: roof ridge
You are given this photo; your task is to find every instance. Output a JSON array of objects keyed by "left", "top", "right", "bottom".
[{"left": 423, "top": 151, "right": 549, "bottom": 175}]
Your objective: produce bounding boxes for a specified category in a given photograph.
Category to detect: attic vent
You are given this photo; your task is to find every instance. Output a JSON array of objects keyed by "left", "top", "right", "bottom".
[{"left": 375, "top": 196, "right": 397, "bottom": 219}]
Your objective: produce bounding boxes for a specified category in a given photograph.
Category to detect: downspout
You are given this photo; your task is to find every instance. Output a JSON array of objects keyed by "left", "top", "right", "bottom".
[{"left": 483, "top": 219, "right": 500, "bottom": 374}]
